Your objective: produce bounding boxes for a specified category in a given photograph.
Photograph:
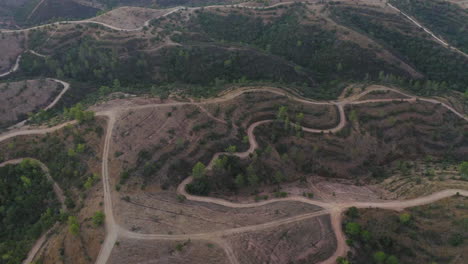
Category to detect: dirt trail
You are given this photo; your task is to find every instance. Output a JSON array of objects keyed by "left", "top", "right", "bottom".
[
  {"left": 95, "top": 114, "right": 118, "bottom": 264},
  {"left": 27, "top": 0, "right": 46, "bottom": 21},
  {"left": 1, "top": 85, "right": 467, "bottom": 264},
  {"left": 0, "top": 54, "right": 21, "bottom": 78},
  {"left": 44, "top": 78, "right": 70, "bottom": 110}
]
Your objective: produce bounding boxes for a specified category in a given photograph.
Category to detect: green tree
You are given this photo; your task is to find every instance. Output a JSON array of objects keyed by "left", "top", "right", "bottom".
[
  {"left": 385, "top": 255, "right": 399, "bottom": 264},
  {"left": 373, "top": 251, "right": 387, "bottom": 263},
  {"left": 295, "top": 112, "right": 304, "bottom": 124},
  {"left": 68, "top": 148, "right": 76, "bottom": 157},
  {"left": 399, "top": 213, "right": 412, "bottom": 224},
  {"left": 277, "top": 106, "right": 288, "bottom": 120},
  {"left": 68, "top": 216, "right": 80, "bottom": 236},
  {"left": 92, "top": 211, "right": 105, "bottom": 226},
  {"left": 112, "top": 79, "right": 121, "bottom": 91},
  {"left": 337, "top": 62, "right": 343, "bottom": 72},
  {"left": 235, "top": 174, "right": 245, "bottom": 188},
  {"left": 225, "top": 145, "right": 237, "bottom": 153},
  {"left": 192, "top": 162, "right": 206, "bottom": 179},
  {"left": 76, "top": 144, "right": 85, "bottom": 153},
  {"left": 336, "top": 257, "right": 351, "bottom": 264},
  {"left": 99, "top": 85, "right": 110, "bottom": 96},
  {"left": 346, "top": 206, "right": 359, "bottom": 218},
  {"left": 247, "top": 164, "right": 259, "bottom": 186},
  {"left": 460, "top": 161, "right": 468, "bottom": 179},
  {"left": 361, "top": 230, "right": 371, "bottom": 242},
  {"left": 274, "top": 171, "right": 285, "bottom": 184},
  {"left": 345, "top": 222, "right": 361, "bottom": 236}
]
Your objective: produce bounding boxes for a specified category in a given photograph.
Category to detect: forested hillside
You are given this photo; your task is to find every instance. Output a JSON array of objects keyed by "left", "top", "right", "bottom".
[
  {"left": 330, "top": 5, "right": 468, "bottom": 95},
  {"left": 0, "top": 160, "right": 59, "bottom": 264},
  {"left": 390, "top": 0, "right": 468, "bottom": 53}
]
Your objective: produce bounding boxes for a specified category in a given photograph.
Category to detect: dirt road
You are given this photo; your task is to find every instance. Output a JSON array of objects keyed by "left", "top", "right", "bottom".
[
  {"left": 44, "top": 79, "right": 70, "bottom": 110},
  {"left": 0, "top": 54, "right": 21, "bottom": 78},
  {"left": 1, "top": 85, "right": 467, "bottom": 264}
]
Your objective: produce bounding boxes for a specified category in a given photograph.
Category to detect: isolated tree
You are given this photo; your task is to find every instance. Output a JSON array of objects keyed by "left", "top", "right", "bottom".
[
  {"left": 235, "top": 174, "right": 245, "bottom": 188},
  {"left": 459, "top": 161, "right": 468, "bottom": 179},
  {"left": 337, "top": 62, "right": 343, "bottom": 72},
  {"left": 373, "top": 251, "right": 387, "bottom": 264},
  {"left": 92, "top": 211, "right": 105, "bottom": 226},
  {"left": 112, "top": 79, "right": 121, "bottom": 91},
  {"left": 399, "top": 213, "right": 412, "bottom": 224},
  {"left": 345, "top": 222, "right": 361, "bottom": 236},
  {"left": 68, "top": 216, "right": 80, "bottom": 236},
  {"left": 361, "top": 230, "right": 371, "bottom": 242},
  {"left": 99, "top": 85, "right": 110, "bottom": 96},
  {"left": 277, "top": 106, "right": 288, "bottom": 120},
  {"left": 247, "top": 164, "right": 259, "bottom": 186},
  {"left": 346, "top": 206, "right": 359, "bottom": 218},
  {"left": 192, "top": 162, "right": 206, "bottom": 179},
  {"left": 225, "top": 145, "right": 237, "bottom": 153},
  {"left": 274, "top": 171, "right": 285, "bottom": 184},
  {"left": 336, "top": 257, "right": 351, "bottom": 264},
  {"left": 295, "top": 112, "right": 304, "bottom": 124},
  {"left": 385, "top": 255, "right": 399, "bottom": 264}
]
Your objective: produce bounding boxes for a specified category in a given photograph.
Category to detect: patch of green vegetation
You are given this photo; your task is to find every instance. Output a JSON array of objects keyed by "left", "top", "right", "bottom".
[
  {"left": 344, "top": 197, "right": 468, "bottom": 264},
  {"left": 92, "top": 211, "right": 105, "bottom": 226},
  {"left": 0, "top": 159, "right": 59, "bottom": 264}
]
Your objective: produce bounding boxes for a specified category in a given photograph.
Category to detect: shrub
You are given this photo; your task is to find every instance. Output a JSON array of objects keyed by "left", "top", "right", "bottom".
[
  {"left": 92, "top": 211, "right": 105, "bottom": 226},
  {"left": 399, "top": 213, "right": 412, "bottom": 224},
  {"left": 345, "top": 222, "right": 361, "bottom": 236}
]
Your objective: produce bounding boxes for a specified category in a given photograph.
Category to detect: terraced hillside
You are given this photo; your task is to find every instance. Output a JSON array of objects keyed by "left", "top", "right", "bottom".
[{"left": 0, "top": 1, "right": 467, "bottom": 264}]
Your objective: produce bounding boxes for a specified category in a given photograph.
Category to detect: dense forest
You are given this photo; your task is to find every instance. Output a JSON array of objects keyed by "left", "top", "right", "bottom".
[
  {"left": 390, "top": 0, "right": 468, "bottom": 54},
  {"left": 330, "top": 5, "right": 468, "bottom": 94},
  {"left": 0, "top": 159, "right": 59, "bottom": 264},
  {"left": 190, "top": 7, "right": 410, "bottom": 98}
]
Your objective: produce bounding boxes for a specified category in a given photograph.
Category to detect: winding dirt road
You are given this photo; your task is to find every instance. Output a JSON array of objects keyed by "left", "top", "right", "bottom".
[{"left": 1, "top": 85, "right": 467, "bottom": 264}]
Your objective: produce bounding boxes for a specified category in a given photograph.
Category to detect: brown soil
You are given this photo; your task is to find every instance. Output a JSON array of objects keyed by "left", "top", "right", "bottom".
[
  {"left": 0, "top": 79, "right": 62, "bottom": 127},
  {"left": 0, "top": 32, "right": 24, "bottom": 73},
  {"left": 226, "top": 214, "right": 336, "bottom": 264},
  {"left": 116, "top": 190, "right": 322, "bottom": 235},
  {"left": 107, "top": 238, "right": 229, "bottom": 264},
  {"left": 358, "top": 89, "right": 410, "bottom": 101},
  {"left": 91, "top": 6, "right": 171, "bottom": 30},
  {"left": 37, "top": 185, "right": 105, "bottom": 264}
]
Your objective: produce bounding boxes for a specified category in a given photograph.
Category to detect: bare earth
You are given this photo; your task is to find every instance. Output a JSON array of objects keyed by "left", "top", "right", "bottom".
[{"left": 0, "top": 79, "right": 61, "bottom": 127}]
